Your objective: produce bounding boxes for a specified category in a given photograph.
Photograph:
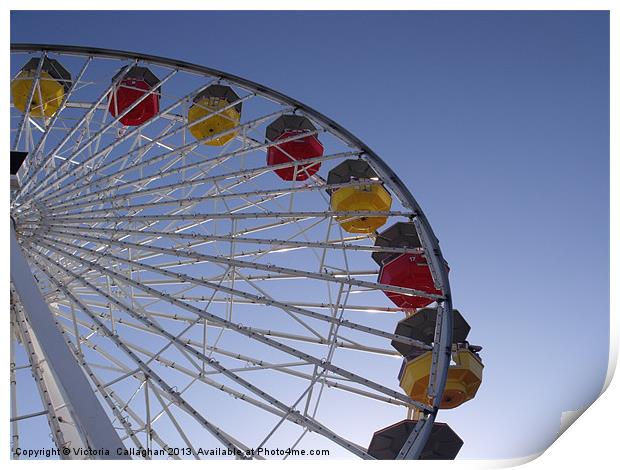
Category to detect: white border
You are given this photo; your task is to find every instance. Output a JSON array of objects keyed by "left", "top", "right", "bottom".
[{"left": 2, "top": 2, "right": 616, "bottom": 468}]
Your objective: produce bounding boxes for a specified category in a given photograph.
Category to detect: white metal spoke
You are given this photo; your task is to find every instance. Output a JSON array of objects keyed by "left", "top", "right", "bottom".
[
  {"left": 29, "top": 248, "right": 379, "bottom": 458},
  {"left": 27, "top": 254, "right": 254, "bottom": 459},
  {"left": 25, "top": 238, "right": 433, "bottom": 415},
  {"left": 29, "top": 234, "right": 433, "bottom": 349},
  {"left": 36, "top": 229, "right": 441, "bottom": 300},
  {"left": 15, "top": 60, "right": 139, "bottom": 201}
]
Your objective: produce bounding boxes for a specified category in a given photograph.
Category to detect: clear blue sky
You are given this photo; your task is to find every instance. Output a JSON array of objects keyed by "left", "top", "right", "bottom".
[{"left": 10, "top": 10, "right": 610, "bottom": 459}]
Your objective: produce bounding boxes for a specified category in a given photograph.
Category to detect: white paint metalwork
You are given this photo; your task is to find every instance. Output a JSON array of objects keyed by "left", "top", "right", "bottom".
[{"left": 10, "top": 44, "right": 454, "bottom": 460}]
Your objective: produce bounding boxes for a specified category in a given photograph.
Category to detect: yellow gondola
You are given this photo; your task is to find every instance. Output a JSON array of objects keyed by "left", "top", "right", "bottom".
[
  {"left": 12, "top": 58, "right": 71, "bottom": 118},
  {"left": 399, "top": 348, "right": 483, "bottom": 409},
  {"left": 327, "top": 159, "right": 392, "bottom": 233},
  {"left": 188, "top": 84, "right": 241, "bottom": 146}
]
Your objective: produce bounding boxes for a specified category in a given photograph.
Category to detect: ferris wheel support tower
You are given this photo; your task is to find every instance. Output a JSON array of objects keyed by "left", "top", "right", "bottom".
[{"left": 11, "top": 225, "right": 127, "bottom": 459}]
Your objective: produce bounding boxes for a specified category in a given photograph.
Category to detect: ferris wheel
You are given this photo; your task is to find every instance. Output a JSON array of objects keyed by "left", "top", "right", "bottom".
[{"left": 9, "top": 44, "right": 483, "bottom": 460}]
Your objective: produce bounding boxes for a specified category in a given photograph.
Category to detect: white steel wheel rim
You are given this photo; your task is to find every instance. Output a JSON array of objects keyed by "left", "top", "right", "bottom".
[{"left": 10, "top": 44, "right": 454, "bottom": 460}]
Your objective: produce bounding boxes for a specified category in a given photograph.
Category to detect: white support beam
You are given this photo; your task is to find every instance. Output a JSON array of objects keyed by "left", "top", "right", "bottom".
[{"left": 10, "top": 226, "right": 128, "bottom": 458}]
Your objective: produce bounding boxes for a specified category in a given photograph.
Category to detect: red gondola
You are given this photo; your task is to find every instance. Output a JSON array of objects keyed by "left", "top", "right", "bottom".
[
  {"left": 378, "top": 253, "right": 447, "bottom": 309},
  {"left": 266, "top": 115, "right": 323, "bottom": 181},
  {"left": 108, "top": 66, "right": 160, "bottom": 126}
]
